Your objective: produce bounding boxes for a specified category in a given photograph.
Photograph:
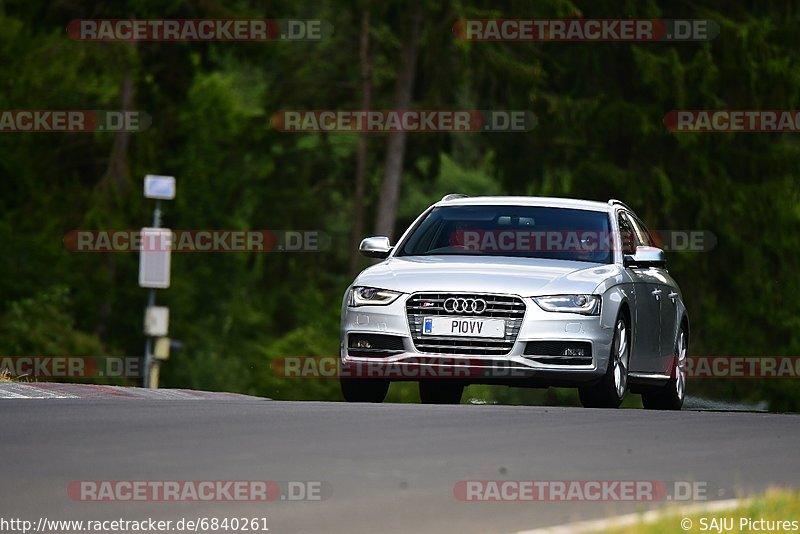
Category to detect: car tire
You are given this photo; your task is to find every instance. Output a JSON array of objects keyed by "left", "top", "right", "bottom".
[
  {"left": 579, "top": 313, "right": 630, "bottom": 409},
  {"left": 419, "top": 380, "right": 464, "bottom": 404},
  {"left": 340, "top": 376, "right": 389, "bottom": 403},
  {"left": 642, "top": 326, "right": 687, "bottom": 410}
]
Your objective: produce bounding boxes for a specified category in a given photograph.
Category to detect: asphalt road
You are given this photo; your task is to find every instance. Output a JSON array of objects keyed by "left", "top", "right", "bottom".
[{"left": 2, "top": 397, "right": 799, "bottom": 534}]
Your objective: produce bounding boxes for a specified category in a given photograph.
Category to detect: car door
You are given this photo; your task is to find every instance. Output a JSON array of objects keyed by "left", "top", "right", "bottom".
[
  {"left": 618, "top": 211, "right": 662, "bottom": 373},
  {"left": 628, "top": 214, "right": 679, "bottom": 374},
  {"left": 657, "top": 273, "right": 680, "bottom": 369}
]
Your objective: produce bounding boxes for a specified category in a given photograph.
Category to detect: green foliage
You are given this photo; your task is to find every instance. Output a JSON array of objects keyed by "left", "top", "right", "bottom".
[
  {"left": 398, "top": 152, "right": 500, "bottom": 221},
  {"left": 0, "top": 286, "right": 107, "bottom": 357}
]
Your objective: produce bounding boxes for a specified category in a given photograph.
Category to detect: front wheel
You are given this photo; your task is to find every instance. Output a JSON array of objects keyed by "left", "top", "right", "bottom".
[
  {"left": 642, "top": 327, "right": 687, "bottom": 410},
  {"left": 340, "top": 376, "right": 389, "bottom": 403},
  {"left": 579, "top": 314, "right": 630, "bottom": 409},
  {"left": 419, "top": 381, "right": 464, "bottom": 404}
]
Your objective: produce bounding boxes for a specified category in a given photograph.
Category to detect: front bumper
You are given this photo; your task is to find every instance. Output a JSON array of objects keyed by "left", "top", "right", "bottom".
[{"left": 340, "top": 294, "right": 615, "bottom": 386}]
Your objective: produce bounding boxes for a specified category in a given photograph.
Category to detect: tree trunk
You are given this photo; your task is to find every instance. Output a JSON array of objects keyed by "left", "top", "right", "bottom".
[
  {"left": 94, "top": 67, "right": 135, "bottom": 338},
  {"left": 349, "top": 9, "right": 373, "bottom": 275},
  {"left": 374, "top": 1, "right": 422, "bottom": 240},
  {"left": 101, "top": 74, "right": 135, "bottom": 199}
]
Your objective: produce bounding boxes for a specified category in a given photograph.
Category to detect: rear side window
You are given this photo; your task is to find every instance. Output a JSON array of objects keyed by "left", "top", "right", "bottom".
[
  {"left": 629, "top": 215, "right": 653, "bottom": 247},
  {"left": 616, "top": 212, "right": 637, "bottom": 254}
]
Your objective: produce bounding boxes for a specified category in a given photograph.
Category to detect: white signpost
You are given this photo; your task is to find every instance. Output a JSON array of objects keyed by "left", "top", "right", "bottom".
[
  {"left": 144, "top": 306, "right": 170, "bottom": 337},
  {"left": 138, "top": 228, "right": 172, "bottom": 289},
  {"left": 144, "top": 174, "right": 176, "bottom": 200},
  {"left": 140, "top": 175, "right": 175, "bottom": 388}
]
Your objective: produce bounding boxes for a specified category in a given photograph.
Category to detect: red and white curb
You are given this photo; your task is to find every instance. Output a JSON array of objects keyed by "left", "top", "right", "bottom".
[
  {"left": 0, "top": 382, "right": 262, "bottom": 400},
  {"left": 514, "top": 497, "right": 746, "bottom": 534}
]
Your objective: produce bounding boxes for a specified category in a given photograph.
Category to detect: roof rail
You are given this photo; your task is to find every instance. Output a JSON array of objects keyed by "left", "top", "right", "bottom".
[
  {"left": 607, "top": 198, "right": 634, "bottom": 211},
  {"left": 441, "top": 193, "right": 470, "bottom": 202}
]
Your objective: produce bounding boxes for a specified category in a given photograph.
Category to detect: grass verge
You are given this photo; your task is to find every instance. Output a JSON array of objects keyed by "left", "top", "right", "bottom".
[{"left": 601, "top": 489, "right": 800, "bottom": 533}]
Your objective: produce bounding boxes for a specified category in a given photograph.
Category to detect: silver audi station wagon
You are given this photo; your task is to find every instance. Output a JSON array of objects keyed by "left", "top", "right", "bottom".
[{"left": 340, "top": 195, "right": 688, "bottom": 409}]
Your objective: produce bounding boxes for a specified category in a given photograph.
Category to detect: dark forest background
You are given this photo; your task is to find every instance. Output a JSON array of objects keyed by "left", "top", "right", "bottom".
[{"left": 1, "top": 0, "right": 799, "bottom": 410}]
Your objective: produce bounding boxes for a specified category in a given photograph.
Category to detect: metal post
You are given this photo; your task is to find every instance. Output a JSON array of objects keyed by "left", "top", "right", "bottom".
[
  {"left": 143, "top": 200, "right": 162, "bottom": 388},
  {"left": 153, "top": 199, "right": 162, "bottom": 228}
]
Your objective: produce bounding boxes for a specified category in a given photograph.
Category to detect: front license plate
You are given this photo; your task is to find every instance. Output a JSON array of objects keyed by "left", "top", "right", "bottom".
[{"left": 423, "top": 316, "right": 505, "bottom": 338}]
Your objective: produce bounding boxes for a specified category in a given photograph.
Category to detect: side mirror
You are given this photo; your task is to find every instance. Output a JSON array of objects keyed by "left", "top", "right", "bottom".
[
  {"left": 359, "top": 236, "right": 393, "bottom": 259},
  {"left": 623, "top": 245, "right": 666, "bottom": 268}
]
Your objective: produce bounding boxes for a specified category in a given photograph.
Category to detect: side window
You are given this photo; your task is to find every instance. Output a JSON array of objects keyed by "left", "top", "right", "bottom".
[
  {"left": 630, "top": 215, "right": 653, "bottom": 247},
  {"left": 616, "top": 212, "right": 636, "bottom": 255}
]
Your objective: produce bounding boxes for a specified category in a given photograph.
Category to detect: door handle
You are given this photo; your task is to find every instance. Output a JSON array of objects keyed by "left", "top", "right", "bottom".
[
  {"left": 651, "top": 289, "right": 662, "bottom": 301},
  {"left": 668, "top": 291, "right": 678, "bottom": 303}
]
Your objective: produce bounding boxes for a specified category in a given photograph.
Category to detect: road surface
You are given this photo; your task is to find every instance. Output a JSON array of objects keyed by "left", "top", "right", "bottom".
[{"left": 1, "top": 391, "right": 798, "bottom": 533}]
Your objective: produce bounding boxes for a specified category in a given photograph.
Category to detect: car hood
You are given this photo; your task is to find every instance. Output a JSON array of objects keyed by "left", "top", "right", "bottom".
[{"left": 353, "top": 255, "right": 623, "bottom": 296}]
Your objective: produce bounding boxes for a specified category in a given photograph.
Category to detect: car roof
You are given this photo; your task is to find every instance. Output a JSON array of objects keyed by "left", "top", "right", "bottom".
[{"left": 433, "top": 196, "right": 613, "bottom": 212}]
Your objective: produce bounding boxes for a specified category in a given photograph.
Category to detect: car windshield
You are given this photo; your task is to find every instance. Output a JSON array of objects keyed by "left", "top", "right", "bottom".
[{"left": 396, "top": 205, "right": 613, "bottom": 264}]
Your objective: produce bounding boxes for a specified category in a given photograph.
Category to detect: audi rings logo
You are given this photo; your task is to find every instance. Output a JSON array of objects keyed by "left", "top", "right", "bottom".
[{"left": 443, "top": 297, "right": 488, "bottom": 314}]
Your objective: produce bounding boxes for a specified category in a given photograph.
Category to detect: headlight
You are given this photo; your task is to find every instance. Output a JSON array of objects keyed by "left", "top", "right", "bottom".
[
  {"left": 348, "top": 286, "right": 403, "bottom": 307},
  {"left": 533, "top": 295, "right": 601, "bottom": 315}
]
